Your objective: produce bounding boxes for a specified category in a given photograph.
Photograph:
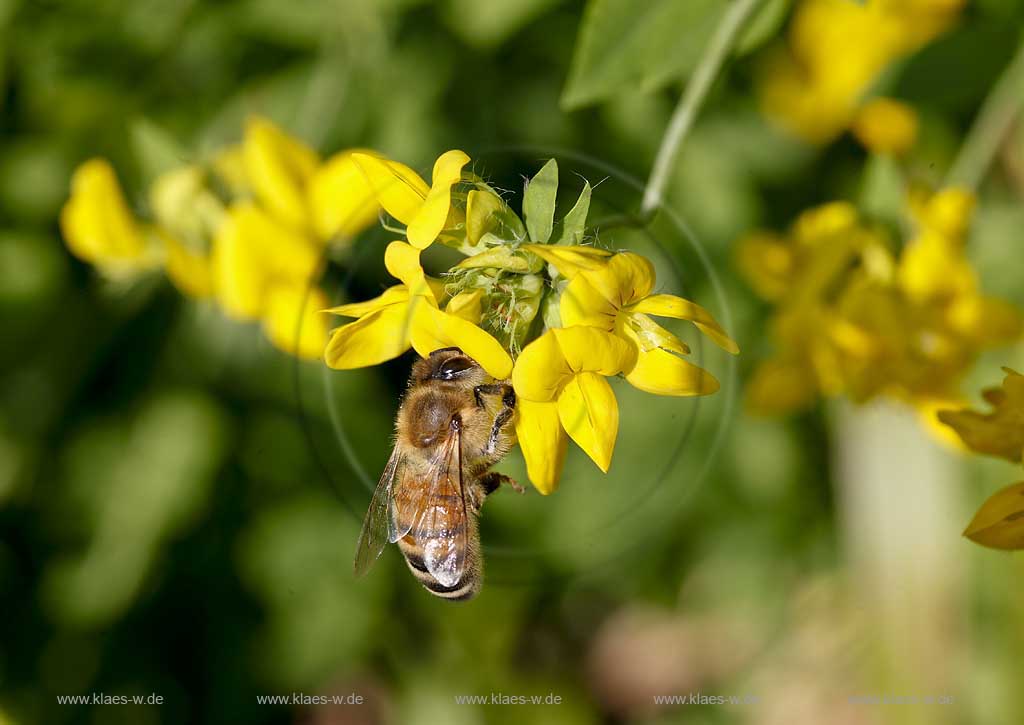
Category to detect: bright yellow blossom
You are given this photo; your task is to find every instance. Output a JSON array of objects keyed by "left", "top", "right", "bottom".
[
  {"left": 60, "top": 158, "right": 159, "bottom": 277},
  {"left": 541, "top": 248, "right": 738, "bottom": 396},
  {"left": 324, "top": 241, "right": 513, "bottom": 378},
  {"left": 242, "top": 116, "right": 320, "bottom": 232},
  {"left": 352, "top": 150, "right": 470, "bottom": 249},
  {"left": 512, "top": 326, "right": 637, "bottom": 486},
  {"left": 308, "top": 150, "right": 381, "bottom": 240},
  {"left": 213, "top": 202, "right": 328, "bottom": 359}
]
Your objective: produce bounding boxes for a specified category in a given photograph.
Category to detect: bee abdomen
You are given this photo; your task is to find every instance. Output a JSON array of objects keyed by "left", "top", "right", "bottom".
[{"left": 399, "top": 539, "right": 481, "bottom": 601}]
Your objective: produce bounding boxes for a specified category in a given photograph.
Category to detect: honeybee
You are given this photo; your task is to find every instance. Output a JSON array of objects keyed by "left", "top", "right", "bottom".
[{"left": 354, "top": 347, "right": 520, "bottom": 600}]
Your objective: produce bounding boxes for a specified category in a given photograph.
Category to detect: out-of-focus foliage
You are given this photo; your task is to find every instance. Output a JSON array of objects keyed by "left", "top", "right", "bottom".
[{"left": 2, "top": 1, "right": 1024, "bottom": 725}]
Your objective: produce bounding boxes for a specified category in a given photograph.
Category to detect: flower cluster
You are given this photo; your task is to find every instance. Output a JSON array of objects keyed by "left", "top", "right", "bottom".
[
  {"left": 737, "top": 187, "right": 1022, "bottom": 417},
  {"left": 60, "top": 117, "right": 378, "bottom": 358},
  {"left": 939, "top": 369, "right": 1024, "bottom": 550},
  {"left": 323, "top": 154, "right": 738, "bottom": 494},
  {"left": 757, "top": 0, "right": 964, "bottom": 149}
]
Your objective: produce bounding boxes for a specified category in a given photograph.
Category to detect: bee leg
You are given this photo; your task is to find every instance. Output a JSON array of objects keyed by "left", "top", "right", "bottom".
[
  {"left": 484, "top": 407, "right": 514, "bottom": 456},
  {"left": 473, "top": 383, "right": 516, "bottom": 410},
  {"left": 480, "top": 472, "right": 524, "bottom": 496}
]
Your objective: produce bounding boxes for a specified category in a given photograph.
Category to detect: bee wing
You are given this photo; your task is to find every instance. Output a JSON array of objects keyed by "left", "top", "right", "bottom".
[
  {"left": 354, "top": 447, "right": 408, "bottom": 577},
  {"left": 413, "top": 421, "right": 468, "bottom": 589}
]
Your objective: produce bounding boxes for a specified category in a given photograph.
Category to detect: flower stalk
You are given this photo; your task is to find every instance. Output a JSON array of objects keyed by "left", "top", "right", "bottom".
[{"left": 640, "top": 0, "right": 763, "bottom": 217}]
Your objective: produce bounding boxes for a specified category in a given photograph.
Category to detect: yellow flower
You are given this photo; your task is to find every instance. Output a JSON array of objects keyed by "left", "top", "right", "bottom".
[
  {"left": 530, "top": 246, "right": 738, "bottom": 396},
  {"left": 308, "top": 149, "right": 381, "bottom": 240},
  {"left": 212, "top": 202, "right": 327, "bottom": 359},
  {"left": 162, "top": 231, "right": 214, "bottom": 299},
  {"left": 352, "top": 150, "right": 470, "bottom": 249},
  {"left": 323, "top": 241, "right": 513, "bottom": 378},
  {"left": 850, "top": 97, "right": 919, "bottom": 156},
  {"left": 739, "top": 193, "right": 1022, "bottom": 417},
  {"left": 511, "top": 326, "right": 638, "bottom": 489},
  {"left": 757, "top": 0, "right": 961, "bottom": 145},
  {"left": 241, "top": 117, "right": 379, "bottom": 243},
  {"left": 60, "top": 158, "right": 159, "bottom": 277},
  {"left": 242, "top": 116, "right": 320, "bottom": 232}
]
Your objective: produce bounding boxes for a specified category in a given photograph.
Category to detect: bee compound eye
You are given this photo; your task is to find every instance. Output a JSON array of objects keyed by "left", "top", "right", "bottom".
[{"left": 436, "top": 356, "right": 475, "bottom": 380}]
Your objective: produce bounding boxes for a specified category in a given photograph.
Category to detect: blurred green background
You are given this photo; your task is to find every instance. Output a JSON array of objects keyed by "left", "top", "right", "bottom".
[{"left": 3, "top": 1, "right": 1024, "bottom": 724}]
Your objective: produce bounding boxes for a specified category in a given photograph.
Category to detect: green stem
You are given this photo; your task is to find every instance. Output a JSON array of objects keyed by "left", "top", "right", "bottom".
[
  {"left": 946, "top": 36, "right": 1024, "bottom": 190},
  {"left": 640, "top": 0, "right": 763, "bottom": 218}
]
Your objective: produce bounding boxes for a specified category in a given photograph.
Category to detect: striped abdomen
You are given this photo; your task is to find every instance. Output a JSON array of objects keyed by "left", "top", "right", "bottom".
[{"left": 397, "top": 527, "right": 482, "bottom": 600}]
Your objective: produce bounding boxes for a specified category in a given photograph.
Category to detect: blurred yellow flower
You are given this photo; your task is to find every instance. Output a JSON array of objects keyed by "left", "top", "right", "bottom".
[
  {"left": 60, "top": 158, "right": 159, "bottom": 277},
  {"left": 738, "top": 192, "right": 1022, "bottom": 415},
  {"left": 758, "top": 0, "right": 961, "bottom": 146},
  {"left": 308, "top": 150, "right": 381, "bottom": 240},
  {"left": 352, "top": 149, "right": 470, "bottom": 249},
  {"left": 242, "top": 116, "right": 320, "bottom": 232},
  {"left": 212, "top": 202, "right": 328, "bottom": 359},
  {"left": 323, "top": 241, "right": 513, "bottom": 378},
  {"left": 512, "top": 326, "right": 637, "bottom": 488},
  {"left": 850, "top": 97, "right": 919, "bottom": 156}
]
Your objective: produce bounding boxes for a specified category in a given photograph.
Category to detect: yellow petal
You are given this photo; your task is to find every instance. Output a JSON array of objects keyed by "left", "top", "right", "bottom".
[
  {"left": 263, "top": 284, "right": 330, "bottom": 360},
  {"left": 552, "top": 326, "right": 638, "bottom": 377},
  {"left": 324, "top": 302, "right": 412, "bottom": 369},
  {"left": 583, "top": 252, "right": 656, "bottom": 308},
  {"left": 60, "top": 158, "right": 149, "bottom": 266},
  {"left": 622, "top": 313, "right": 690, "bottom": 355},
  {"left": 383, "top": 240, "right": 434, "bottom": 301},
  {"left": 161, "top": 230, "right": 213, "bottom": 299},
  {"left": 625, "top": 347, "right": 720, "bottom": 397},
  {"left": 512, "top": 330, "right": 572, "bottom": 402},
  {"left": 630, "top": 294, "right": 739, "bottom": 354},
  {"left": 407, "top": 149, "right": 470, "bottom": 249},
  {"left": 515, "top": 399, "right": 567, "bottom": 495},
  {"left": 243, "top": 116, "right": 319, "bottom": 231},
  {"left": 351, "top": 152, "right": 428, "bottom": 226},
  {"left": 308, "top": 150, "right": 380, "bottom": 240},
  {"left": 212, "top": 145, "right": 249, "bottom": 196},
  {"left": 963, "top": 481, "right": 1024, "bottom": 550},
  {"left": 323, "top": 285, "right": 410, "bottom": 318},
  {"left": 557, "top": 372, "right": 619, "bottom": 472},
  {"left": 409, "top": 305, "right": 513, "bottom": 379},
  {"left": 522, "top": 244, "right": 612, "bottom": 278},
  {"left": 850, "top": 97, "right": 918, "bottom": 156},
  {"left": 445, "top": 289, "right": 483, "bottom": 322},
  {"left": 560, "top": 272, "right": 617, "bottom": 329},
  {"left": 466, "top": 188, "right": 505, "bottom": 245},
  {"left": 212, "top": 203, "right": 321, "bottom": 319}
]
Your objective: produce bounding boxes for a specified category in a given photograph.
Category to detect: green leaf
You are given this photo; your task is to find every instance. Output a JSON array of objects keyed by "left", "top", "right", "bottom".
[
  {"left": 443, "top": 0, "right": 563, "bottom": 49},
  {"left": 561, "top": 0, "right": 726, "bottom": 109},
  {"left": 523, "top": 158, "right": 558, "bottom": 243},
  {"left": 552, "top": 180, "right": 591, "bottom": 245},
  {"left": 736, "top": 0, "right": 790, "bottom": 55},
  {"left": 131, "top": 118, "right": 190, "bottom": 185}
]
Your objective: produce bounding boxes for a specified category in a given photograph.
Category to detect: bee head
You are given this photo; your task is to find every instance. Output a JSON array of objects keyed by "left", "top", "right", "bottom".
[{"left": 413, "top": 347, "right": 486, "bottom": 386}]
